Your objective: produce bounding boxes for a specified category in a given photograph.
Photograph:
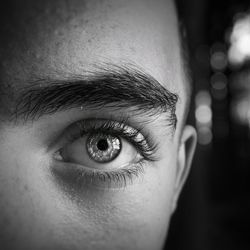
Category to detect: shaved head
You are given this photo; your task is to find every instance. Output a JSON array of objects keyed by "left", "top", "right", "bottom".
[{"left": 0, "top": 1, "right": 196, "bottom": 250}]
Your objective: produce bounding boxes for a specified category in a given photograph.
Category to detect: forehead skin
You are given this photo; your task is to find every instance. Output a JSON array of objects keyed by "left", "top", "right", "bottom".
[
  {"left": 0, "top": 0, "right": 185, "bottom": 133},
  {"left": 0, "top": 0, "right": 186, "bottom": 249}
]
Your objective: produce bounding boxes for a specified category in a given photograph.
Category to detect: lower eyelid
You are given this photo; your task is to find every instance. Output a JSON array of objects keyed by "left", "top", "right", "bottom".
[{"left": 51, "top": 160, "right": 146, "bottom": 190}]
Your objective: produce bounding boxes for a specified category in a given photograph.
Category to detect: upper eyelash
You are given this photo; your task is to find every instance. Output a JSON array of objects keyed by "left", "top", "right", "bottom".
[{"left": 75, "top": 119, "right": 158, "bottom": 162}]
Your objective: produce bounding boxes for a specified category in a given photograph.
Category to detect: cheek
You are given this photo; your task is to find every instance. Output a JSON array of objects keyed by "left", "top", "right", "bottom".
[
  {"left": 49, "top": 158, "right": 176, "bottom": 249},
  {"left": 52, "top": 162, "right": 176, "bottom": 250},
  {"left": 0, "top": 130, "right": 60, "bottom": 247}
]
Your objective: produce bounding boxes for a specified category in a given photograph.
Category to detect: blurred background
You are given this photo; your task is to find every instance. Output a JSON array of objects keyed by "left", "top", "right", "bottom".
[{"left": 165, "top": 0, "right": 250, "bottom": 249}]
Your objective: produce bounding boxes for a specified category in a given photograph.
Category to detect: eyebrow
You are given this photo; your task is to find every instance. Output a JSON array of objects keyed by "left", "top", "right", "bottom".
[{"left": 12, "top": 65, "right": 179, "bottom": 128}]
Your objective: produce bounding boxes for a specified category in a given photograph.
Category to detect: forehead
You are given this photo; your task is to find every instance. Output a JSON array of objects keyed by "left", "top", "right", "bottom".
[{"left": 0, "top": 0, "right": 182, "bottom": 89}]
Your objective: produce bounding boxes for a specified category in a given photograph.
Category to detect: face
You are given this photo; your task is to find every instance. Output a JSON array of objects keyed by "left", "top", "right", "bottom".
[{"left": 0, "top": 0, "right": 196, "bottom": 249}]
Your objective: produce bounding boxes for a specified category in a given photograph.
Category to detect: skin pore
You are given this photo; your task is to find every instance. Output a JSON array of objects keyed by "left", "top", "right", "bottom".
[{"left": 0, "top": 0, "right": 197, "bottom": 250}]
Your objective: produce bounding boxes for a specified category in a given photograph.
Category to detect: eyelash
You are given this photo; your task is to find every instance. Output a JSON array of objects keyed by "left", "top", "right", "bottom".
[
  {"left": 54, "top": 119, "right": 158, "bottom": 188},
  {"left": 76, "top": 119, "right": 158, "bottom": 162},
  {"left": 73, "top": 162, "right": 146, "bottom": 188}
]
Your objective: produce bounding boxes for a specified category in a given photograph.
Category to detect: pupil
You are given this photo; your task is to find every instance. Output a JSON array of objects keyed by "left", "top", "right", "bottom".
[{"left": 97, "top": 139, "right": 109, "bottom": 151}]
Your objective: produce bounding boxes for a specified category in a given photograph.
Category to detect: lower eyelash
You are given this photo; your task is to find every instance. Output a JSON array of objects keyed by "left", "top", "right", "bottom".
[{"left": 74, "top": 160, "right": 146, "bottom": 189}]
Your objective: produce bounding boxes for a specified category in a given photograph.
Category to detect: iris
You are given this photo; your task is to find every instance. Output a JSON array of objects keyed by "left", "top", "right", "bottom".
[{"left": 86, "top": 134, "right": 121, "bottom": 163}]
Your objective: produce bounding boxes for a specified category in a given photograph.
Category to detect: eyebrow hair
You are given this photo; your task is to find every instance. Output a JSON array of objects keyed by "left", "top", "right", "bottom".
[{"left": 13, "top": 65, "right": 179, "bottom": 128}]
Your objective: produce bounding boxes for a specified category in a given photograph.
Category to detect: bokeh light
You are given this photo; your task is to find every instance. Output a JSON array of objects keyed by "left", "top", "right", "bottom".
[
  {"left": 195, "top": 105, "right": 212, "bottom": 125},
  {"left": 210, "top": 73, "right": 228, "bottom": 100},
  {"left": 195, "top": 90, "right": 213, "bottom": 145},
  {"left": 197, "top": 126, "right": 213, "bottom": 145},
  {"left": 228, "top": 13, "right": 250, "bottom": 65}
]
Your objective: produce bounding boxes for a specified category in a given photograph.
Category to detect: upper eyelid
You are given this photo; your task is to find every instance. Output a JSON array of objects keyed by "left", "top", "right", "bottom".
[
  {"left": 47, "top": 117, "right": 132, "bottom": 151},
  {"left": 79, "top": 120, "right": 156, "bottom": 154}
]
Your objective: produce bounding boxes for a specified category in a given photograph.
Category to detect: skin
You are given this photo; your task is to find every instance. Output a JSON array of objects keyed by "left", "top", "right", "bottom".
[{"left": 0, "top": 0, "right": 197, "bottom": 249}]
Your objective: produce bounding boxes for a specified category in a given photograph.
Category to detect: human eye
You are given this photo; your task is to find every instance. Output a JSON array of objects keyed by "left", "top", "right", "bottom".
[{"left": 51, "top": 118, "right": 158, "bottom": 189}]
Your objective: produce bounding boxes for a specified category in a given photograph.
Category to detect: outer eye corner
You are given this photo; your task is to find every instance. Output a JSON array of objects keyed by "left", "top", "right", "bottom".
[{"left": 53, "top": 149, "right": 63, "bottom": 161}]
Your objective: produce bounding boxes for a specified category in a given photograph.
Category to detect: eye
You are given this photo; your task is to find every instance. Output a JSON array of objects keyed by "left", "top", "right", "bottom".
[
  {"left": 55, "top": 132, "right": 140, "bottom": 170},
  {"left": 52, "top": 119, "right": 158, "bottom": 188}
]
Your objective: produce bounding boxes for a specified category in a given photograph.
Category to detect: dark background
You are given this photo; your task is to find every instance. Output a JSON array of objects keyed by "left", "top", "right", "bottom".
[{"left": 165, "top": 0, "right": 250, "bottom": 249}]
